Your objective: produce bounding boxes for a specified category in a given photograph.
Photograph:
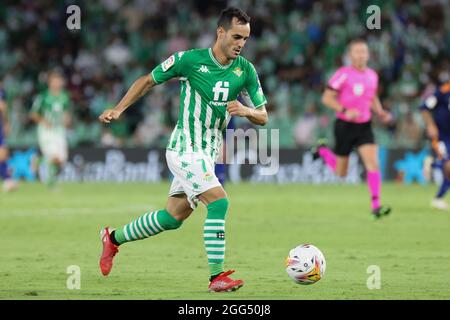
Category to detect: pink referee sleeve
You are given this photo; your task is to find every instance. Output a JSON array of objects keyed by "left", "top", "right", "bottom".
[{"left": 327, "top": 67, "right": 348, "bottom": 91}]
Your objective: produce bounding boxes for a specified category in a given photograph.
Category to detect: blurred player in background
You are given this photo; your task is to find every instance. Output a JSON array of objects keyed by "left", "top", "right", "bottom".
[
  {"left": 0, "top": 82, "right": 18, "bottom": 192},
  {"left": 316, "top": 39, "right": 392, "bottom": 219},
  {"left": 420, "top": 81, "right": 450, "bottom": 210},
  {"left": 98, "top": 7, "right": 268, "bottom": 292},
  {"left": 30, "top": 71, "right": 71, "bottom": 188},
  {"left": 215, "top": 116, "right": 235, "bottom": 185}
]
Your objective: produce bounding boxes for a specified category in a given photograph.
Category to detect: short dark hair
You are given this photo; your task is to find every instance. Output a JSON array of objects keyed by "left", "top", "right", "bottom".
[
  {"left": 348, "top": 38, "right": 367, "bottom": 48},
  {"left": 217, "top": 7, "right": 250, "bottom": 30},
  {"left": 48, "top": 69, "right": 64, "bottom": 79}
]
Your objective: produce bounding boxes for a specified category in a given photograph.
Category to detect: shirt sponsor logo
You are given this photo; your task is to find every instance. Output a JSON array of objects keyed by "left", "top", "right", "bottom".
[{"left": 209, "top": 101, "right": 228, "bottom": 107}]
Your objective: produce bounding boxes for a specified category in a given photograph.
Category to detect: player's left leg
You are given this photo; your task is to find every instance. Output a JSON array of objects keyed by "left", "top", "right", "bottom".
[
  {"left": 47, "top": 137, "right": 68, "bottom": 188},
  {"left": 357, "top": 143, "right": 391, "bottom": 218},
  {"left": 198, "top": 186, "right": 244, "bottom": 292}
]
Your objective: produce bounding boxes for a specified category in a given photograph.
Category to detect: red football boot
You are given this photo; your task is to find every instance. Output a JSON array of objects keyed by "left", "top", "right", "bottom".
[
  {"left": 99, "top": 227, "right": 119, "bottom": 276},
  {"left": 208, "top": 270, "right": 244, "bottom": 292}
]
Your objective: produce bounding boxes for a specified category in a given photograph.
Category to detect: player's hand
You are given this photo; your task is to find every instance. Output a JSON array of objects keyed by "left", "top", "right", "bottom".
[
  {"left": 378, "top": 110, "right": 393, "bottom": 124},
  {"left": 427, "top": 124, "right": 439, "bottom": 140},
  {"left": 227, "top": 100, "right": 249, "bottom": 117},
  {"left": 99, "top": 109, "right": 121, "bottom": 123},
  {"left": 344, "top": 109, "right": 359, "bottom": 120}
]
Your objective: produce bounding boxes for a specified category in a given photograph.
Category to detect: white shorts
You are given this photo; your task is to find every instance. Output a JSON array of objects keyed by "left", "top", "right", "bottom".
[
  {"left": 38, "top": 130, "right": 68, "bottom": 163},
  {"left": 166, "top": 150, "right": 222, "bottom": 209}
]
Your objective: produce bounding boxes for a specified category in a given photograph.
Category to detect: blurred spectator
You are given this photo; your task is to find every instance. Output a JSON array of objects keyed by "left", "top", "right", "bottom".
[
  {"left": 395, "top": 110, "right": 423, "bottom": 148},
  {"left": 293, "top": 103, "right": 319, "bottom": 147},
  {"left": 0, "top": 0, "right": 448, "bottom": 150}
]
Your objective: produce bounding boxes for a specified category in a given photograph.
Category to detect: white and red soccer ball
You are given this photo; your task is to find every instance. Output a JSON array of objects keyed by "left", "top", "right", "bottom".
[{"left": 285, "top": 244, "right": 326, "bottom": 285}]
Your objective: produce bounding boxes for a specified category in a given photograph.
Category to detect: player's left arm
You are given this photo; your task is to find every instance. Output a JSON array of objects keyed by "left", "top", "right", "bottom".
[
  {"left": 226, "top": 101, "right": 267, "bottom": 126},
  {"left": 371, "top": 95, "right": 392, "bottom": 124},
  {"left": 228, "top": 63, "right": 268, "bottom": 126}
]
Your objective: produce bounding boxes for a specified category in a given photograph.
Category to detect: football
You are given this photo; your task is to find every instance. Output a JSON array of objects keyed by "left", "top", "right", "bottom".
[{"left": 285, "top": 244, "right": 326, "bottom": 285}]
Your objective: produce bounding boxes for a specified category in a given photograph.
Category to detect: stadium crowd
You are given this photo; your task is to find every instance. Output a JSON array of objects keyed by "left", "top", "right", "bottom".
[{"left": 0, "top": 0, "right": 449, "bottom": 149}]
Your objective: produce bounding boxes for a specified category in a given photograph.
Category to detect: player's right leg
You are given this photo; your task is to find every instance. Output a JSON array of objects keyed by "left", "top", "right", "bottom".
[
  {"left": 313, "top": 142, "right": 349, "bottom": 177},
  {"left": 314, "top": 120, "right": 352, "bottom": 176},
  {"left": 99, "top": 193, "right": 192, "bottom": 276}
]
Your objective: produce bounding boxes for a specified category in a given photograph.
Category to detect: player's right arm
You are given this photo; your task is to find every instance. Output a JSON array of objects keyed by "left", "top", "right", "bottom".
[
  {"left": 99, "top": 52, "right": 185, "bottom": 123},
  {"left": 322, "top": 68, "right": 359, "bottom": 120},
  {"left": 321, "top": 89, "right": 359, "bottom": 120},
  {"left": 99, "top": 74, "right": 156, "bottom": 123}
]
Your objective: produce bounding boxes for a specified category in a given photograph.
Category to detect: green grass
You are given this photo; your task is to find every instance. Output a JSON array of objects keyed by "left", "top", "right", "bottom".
[{"left": 1, "top": 182, "right": 449, "bottom": 300}]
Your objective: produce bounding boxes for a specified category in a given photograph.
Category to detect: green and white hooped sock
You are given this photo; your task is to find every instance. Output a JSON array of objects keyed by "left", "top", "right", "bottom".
[
  {"left": 113, "top": 209, "right": 182, "bottom": 245},
  {"left": 204, "top": 198, "right": 229, "bottom": 277}
]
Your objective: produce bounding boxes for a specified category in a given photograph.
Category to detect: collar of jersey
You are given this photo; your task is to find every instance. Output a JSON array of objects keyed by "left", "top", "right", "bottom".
[{"left": 208, "top": 48, "right": 233, "bottom": 69}]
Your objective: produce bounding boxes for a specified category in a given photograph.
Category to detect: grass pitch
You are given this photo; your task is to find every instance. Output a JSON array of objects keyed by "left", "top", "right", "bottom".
[{"left": 1, "top": 182, "right": 449, "bottom": 300}]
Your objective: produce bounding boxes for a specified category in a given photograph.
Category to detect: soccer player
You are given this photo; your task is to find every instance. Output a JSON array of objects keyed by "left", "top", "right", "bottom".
[
  {"left": 30, "top": 71, "right": 71, "bottom": 188},
  {"left": 0, "top": 83, "right": 18, "bottom": 192},
  {"left": 98, "top": 7, "right": 268, "bottom": 292},
  {"left": 316, "top": 38, "right": 392, "bottom": 218},
  {"left": 420, "top": 81, "right": 450, "bottom": 210}
]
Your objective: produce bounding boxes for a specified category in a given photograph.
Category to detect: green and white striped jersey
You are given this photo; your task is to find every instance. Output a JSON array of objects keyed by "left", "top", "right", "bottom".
[
  {"left": 31, "top": 90, "right": 70, "bottom": 136},
  {"left": 151, "top": 48, "right": 267, "bottom": 160}
]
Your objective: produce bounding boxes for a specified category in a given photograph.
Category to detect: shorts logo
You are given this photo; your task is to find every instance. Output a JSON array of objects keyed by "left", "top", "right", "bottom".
[
  {"left": 204, "top": 172, "right": 213, "bottom": 182},
  {"left": 161, "top": 55, "right": 175, "bottom": 72},
  {"left": 216, "top": 232, "right": 225, "bottom": 239}
]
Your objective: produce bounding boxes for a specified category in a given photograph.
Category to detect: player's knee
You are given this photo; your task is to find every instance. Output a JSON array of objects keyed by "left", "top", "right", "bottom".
[
  {"left": 218, "top": 197, "right": 229, "bottom": 211},
  {"left": 365, "top": 163, "right": 379, "bottom": 172},
  {"left": 162, "top": 209, "right": 186, "bottom": 230},
  {"left": 165, "top": 207, "right": 192, "bottom": 225},
  {"left": 206, "top": 197, "right": 229, "bottom": 218}
]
